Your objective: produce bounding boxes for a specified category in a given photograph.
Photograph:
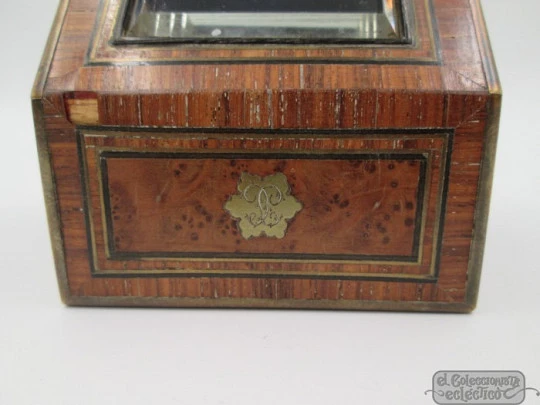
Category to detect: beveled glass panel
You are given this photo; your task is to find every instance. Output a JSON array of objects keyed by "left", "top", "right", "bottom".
[{"left": 116, "top": 0, "right": 408, "bottom": 44}]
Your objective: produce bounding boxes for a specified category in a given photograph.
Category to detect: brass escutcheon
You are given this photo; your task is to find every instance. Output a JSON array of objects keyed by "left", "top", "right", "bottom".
[{"left": 224, "top": 172, "right": 303, "bottom": 239}]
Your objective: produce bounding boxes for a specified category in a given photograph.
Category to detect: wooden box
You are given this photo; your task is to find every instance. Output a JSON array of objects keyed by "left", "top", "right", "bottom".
[{"left": 33, "top": 0, "right": 501, "bottom": 312}]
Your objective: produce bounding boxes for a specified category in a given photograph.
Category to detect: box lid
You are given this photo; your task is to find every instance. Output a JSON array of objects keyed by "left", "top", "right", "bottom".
[{"left": 33, "top": 0, "right": 501, "bottom": 128}]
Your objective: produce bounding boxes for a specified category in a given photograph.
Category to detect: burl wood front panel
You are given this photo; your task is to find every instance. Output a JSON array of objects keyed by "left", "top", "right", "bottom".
[{"left": 79, "top": 129, "right": 452, "bottom": 282}]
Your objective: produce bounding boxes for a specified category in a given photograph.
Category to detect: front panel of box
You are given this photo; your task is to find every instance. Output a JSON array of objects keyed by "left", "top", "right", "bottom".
[{"left": 79, "top": 129, "right": 452, "bottom": 283}]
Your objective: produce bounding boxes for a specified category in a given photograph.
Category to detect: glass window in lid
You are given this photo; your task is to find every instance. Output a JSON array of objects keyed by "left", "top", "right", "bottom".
[{"left": 117, "top": 0, "right": 409, "bottom": 44}]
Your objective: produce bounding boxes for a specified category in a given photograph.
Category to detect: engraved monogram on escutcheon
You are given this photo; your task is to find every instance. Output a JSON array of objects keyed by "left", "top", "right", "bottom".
[{"left": 224, "top": 172, "right": 303, "bottom": 239}]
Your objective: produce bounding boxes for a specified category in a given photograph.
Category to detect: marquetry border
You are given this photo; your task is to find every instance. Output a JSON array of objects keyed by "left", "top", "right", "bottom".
[
  {"left": 77, "top": 128, "right": 453, "bottom": 282},
  {"left": 85, "top": 0, "right": 441, "bottom": 65}
]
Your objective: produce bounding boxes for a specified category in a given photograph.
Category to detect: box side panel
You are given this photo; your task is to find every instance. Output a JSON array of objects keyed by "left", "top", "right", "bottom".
[
  {"left": 32, "top": 0, "right": 73, "bottom": 302},
  {"left": 465, "top": 94, "right": 501, "bottom": 309},
  {"left": 33, "top": 99, "right": 71, "bottom": 303},
  {"left": 36, "top": 92, "right": 490, "bottom": 311}
]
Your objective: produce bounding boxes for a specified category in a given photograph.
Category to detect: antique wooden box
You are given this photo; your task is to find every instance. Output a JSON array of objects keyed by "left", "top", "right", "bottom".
[{"left": 33, "top": 0, "right": 501, "bottom": 312}]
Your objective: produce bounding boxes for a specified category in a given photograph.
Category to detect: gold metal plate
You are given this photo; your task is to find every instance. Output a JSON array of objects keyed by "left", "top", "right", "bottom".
[{"left": 224, "top": 172, "right": 303, "bottom": 239}]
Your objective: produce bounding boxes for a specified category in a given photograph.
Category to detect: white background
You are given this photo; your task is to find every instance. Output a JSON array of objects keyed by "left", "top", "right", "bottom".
[{"left": 0, "top": 1, "right": 539, "bottom": 404}]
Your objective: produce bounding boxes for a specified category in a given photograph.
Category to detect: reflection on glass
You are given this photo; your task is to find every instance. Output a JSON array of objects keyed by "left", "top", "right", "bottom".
[{"left": 117, "top": 0, "right": 407, "bottom": 44}]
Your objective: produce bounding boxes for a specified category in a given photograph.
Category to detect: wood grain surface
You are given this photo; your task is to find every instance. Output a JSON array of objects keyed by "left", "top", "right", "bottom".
[
  {"left": 78, "top": 131, "right": 451, "bottom": 282},
  {"left": 33, "top": 0, "right": 501, "bottom": 311}
]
